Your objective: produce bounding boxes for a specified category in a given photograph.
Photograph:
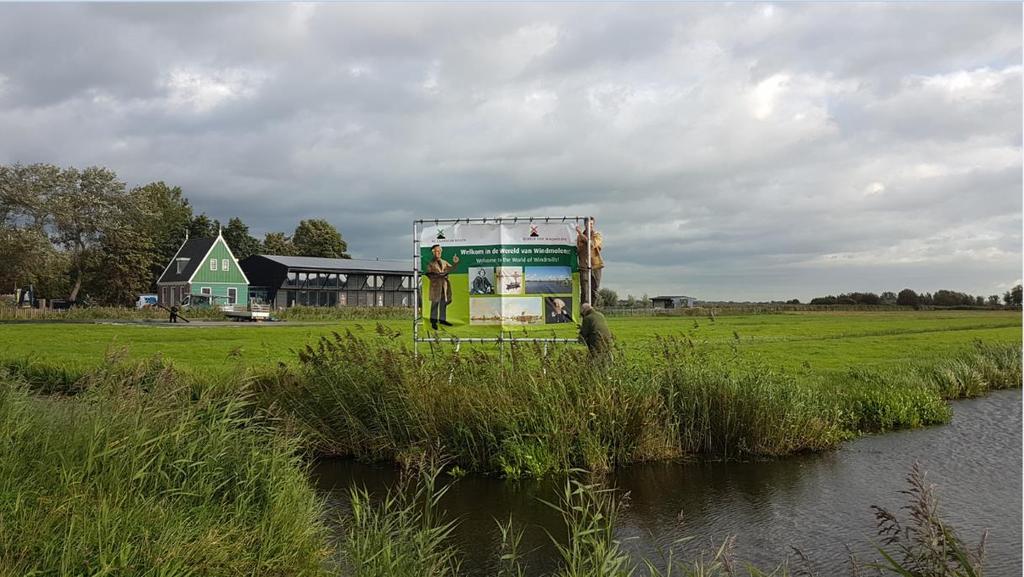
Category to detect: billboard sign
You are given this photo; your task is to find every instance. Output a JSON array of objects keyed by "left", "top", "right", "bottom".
[{"left": 418, "top": 220, "right": 581, "bottom": 335}]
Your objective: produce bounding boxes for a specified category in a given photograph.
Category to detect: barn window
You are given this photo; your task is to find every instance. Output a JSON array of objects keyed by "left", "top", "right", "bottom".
[
  {"left": 222, "top": 259, "right": 229, "bottom": 271},
  {"left": 210, "top": 259, "right": 218, "bottom": 271}
]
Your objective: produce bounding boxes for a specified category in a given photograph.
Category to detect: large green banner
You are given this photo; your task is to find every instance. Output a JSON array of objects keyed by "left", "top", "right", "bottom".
[{"left": 419, "top": 222, "right": 580, "bottom": 333}]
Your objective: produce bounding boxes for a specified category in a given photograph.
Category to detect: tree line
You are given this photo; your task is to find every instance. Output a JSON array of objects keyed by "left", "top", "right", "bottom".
[
  {"left": 805, "top": 287, "right": 1022, "bottom": 307},
  {"left": 1, "top": 163, "right": 350, "bottom": 306}
]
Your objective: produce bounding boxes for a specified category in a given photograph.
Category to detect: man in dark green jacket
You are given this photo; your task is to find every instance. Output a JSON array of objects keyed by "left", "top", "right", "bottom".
[{"left": 579, "top": 303, "right": 613, "bottom": 358}]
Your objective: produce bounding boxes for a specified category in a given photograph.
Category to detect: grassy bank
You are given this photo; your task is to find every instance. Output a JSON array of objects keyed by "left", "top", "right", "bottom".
[
  {"left": 256, "top": 333, "right": 1019, "bottom": 477},
  {"left": 0, "top": 364, "right": 330, "bottom": 577},
  {"left": 0, "top": 328, "right": 1012, "bottom": 573},
  {"left": 2, "top": 323, "right": 1018, "bottom": 477}
]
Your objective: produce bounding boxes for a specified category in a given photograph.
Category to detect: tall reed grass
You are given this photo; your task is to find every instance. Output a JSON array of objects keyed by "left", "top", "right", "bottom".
[
  {"left": 256, "top": 330, "right": 679, "bottom": 477},
  {"left": 340, "top": 458, "right": 461, "bottom": 577},
  {"left": 870, "top": 464, "right": 986, "bottom": 577},
  {"left": 0, "top": 365, "right": 330, "bottom": 576},
  {"left": 257, "top": 331, "right": 1019, "bottom": 477}
]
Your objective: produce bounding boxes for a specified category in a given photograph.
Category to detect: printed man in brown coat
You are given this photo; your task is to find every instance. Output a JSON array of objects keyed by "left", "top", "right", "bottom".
[
  {"left": 576, "top": 217, "right": 604, "bottom": 306},
  {"left": 426, "top": 244, "right": 459, "bottom": 330}
]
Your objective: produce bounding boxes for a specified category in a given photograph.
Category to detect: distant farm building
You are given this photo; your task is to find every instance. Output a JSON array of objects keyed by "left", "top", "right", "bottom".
[
  {"left": 240, "top": 255, "right": 414, "bottom": 309},
  {"left": 156, "top": 233, "right": 249, "bottom": 307},
  {"left": 651, "top": 295, "right": 699, "bottom": 309}
]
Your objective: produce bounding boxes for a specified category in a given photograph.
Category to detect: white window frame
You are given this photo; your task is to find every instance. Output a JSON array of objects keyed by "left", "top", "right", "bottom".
[
  {"left": 210, "top": 258, "right": 218, "bottom": 271},
  {"left": 201, "top": 286, "right": 212, "bottom": 296},
  {"left": 222, "top": 259, "right": 229, "bottom": 271},
  {"left": 227, "top": 287, "right": 237, "bottom": 304}
]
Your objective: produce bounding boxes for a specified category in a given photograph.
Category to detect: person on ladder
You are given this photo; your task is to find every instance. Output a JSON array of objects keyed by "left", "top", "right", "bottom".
[{"left": 576, "top": 217, "right": 604, "bottom": 306}]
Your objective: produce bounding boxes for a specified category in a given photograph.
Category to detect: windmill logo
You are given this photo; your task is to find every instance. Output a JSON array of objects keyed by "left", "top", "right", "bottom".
[
  {"left": 435, "top": 228, "right": 446, "bottom": 240},
  {"left": 529, "top": 225, "right": 540, "bottom": 237}
]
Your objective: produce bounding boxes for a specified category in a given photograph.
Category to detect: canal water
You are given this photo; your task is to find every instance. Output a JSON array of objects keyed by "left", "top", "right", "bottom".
[{"left": 312, "top": 389, "right": 1022, "bottom": 576}]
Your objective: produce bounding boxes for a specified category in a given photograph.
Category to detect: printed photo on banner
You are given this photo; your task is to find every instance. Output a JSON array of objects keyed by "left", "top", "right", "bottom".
[
  {"left": 469, "top": 297, "right": 543, "bottom": 325},
  {"left": 525, "top": 266, "right": 572, "bottom": 294},
  {"left": 468, "top": 267, "right": 495, "bottom": 295},
  {"left": 545, "top": 297, "right": 573, "bottom": 324},
  {"left": 495, "top": 267, "right": 524, "bottom": 295}
]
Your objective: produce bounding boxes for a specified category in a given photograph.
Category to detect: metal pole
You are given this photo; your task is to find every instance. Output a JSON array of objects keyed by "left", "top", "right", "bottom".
[
  {"left": 448, "top": 340, "right": 460, "bottom": 385},
  {"left": 413, "top": 220, "right": 419, "bottom": 357},
  {"left": 586, "top": 216, "right": 593, "bottom": 306},
  {"left": 542, "top": 340, "right": 548, "bottom": 376}
]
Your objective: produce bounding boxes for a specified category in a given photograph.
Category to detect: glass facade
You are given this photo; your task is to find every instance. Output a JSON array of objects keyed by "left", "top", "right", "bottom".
[{"left": 275, "top": 271, "right": 413, "bottom": 308}]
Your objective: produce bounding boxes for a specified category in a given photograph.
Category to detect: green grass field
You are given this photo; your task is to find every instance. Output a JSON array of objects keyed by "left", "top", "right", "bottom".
[
  {"left": 1, "top": 310, "right": 1019, "bottom": 573},
  {"left": 2, "top": 311, "right": 1015, "bottom": 375},
  {"left": 1, "top": 311, "right": 1018, "bottom": 375}
]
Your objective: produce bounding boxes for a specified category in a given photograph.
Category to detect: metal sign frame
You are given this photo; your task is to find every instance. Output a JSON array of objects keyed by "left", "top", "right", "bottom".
[{"left": 413, "top": 216, "right": 593, "bottom": 352}]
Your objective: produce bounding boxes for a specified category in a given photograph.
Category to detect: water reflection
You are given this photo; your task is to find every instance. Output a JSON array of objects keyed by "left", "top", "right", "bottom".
[{"left": 312, "top": 389, "right": 1022, "bottom": 576}]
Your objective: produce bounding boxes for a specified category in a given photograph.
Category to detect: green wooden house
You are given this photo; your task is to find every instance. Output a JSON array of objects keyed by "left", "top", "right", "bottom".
[{"left": 156, "top": 231, "right": 249, "bottom": 307}]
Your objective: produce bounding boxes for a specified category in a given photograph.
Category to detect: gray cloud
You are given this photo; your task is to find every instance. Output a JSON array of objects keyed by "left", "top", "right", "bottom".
[{"left": 0, "top": 2, "right": 1019, "bottom": 301}]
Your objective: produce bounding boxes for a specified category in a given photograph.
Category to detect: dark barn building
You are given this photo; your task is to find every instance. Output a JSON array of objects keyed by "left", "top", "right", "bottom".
[{"left": 240, "top": 255, "right": 414, "bottom": 309}]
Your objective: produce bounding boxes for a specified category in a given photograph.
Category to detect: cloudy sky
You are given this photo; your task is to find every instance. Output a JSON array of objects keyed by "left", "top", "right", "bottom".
[{"left": 0, "top": 3, "right": 1019, "bottom": 301}]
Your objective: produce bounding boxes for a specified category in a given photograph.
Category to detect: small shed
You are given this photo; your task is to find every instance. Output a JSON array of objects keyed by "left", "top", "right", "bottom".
[
  {"left": 156, "top": 232, "right": 249, "bottom": 307},
  {"left": 651, "top": 295, "right": 699, "bottom": 309}
]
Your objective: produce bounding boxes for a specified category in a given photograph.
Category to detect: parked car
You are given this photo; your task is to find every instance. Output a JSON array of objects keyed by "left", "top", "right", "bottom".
[{"left": 136, "top": 294, "right": 159, "bottom": 309}]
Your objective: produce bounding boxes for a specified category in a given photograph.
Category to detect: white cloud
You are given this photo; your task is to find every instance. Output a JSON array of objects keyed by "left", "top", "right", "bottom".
[
  {"left": 163, "top": 66, "right": 269, "bottom": 113},
  {"left": 863, "top": 182, "right": 886, "bottom": 196},
  {"left": 750, "top": 73, "right": 789, "bottom": 120},
  {"left": 917, "top": 65, "right": 1021, "bottom": 102}
]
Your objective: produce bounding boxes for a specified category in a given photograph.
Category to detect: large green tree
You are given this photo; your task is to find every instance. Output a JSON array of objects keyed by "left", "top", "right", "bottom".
[
  {"left": 597, "top": 287, "right": 618, "bottom": 307},
  {"left": 262, "top": 231, "right": 297, "bottom": 256},
  {"left": 2, "top": 164, "right": 194, "bottom": 304},
  {"left": 130, "top": 182, "right": 193, "bottom": 287},
  {"left": 188, "top": 214, "right": 220, "bottom": 239},
  {"left": 896, "top": 289, "right": 919, "bottom": 306},
  {"left": 1005, "top": 284, "right": 1023, "bottom": 306},
  {"left": 292, "top": 219, "right": 349, "bottom": 258},
  {"left": 0, "top": 164, "right": 65, "bottom": 293},
  {"left": 0, "top": 227, "right": 67, "bottom": 296},
  {"left": 47, "top": 166, "right": 132, "bottom": 303},
  {"left": 90, "top": 211, "right": 156, "bottom": 306},
  {"left": 222, "top": 217, "right": 262, "bottom": 261}
]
